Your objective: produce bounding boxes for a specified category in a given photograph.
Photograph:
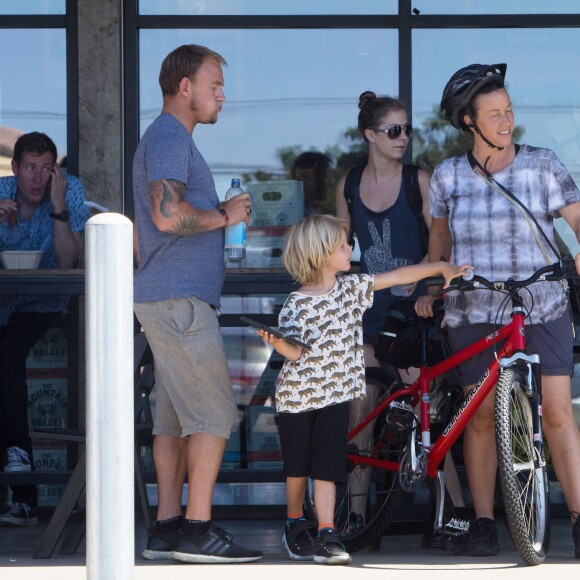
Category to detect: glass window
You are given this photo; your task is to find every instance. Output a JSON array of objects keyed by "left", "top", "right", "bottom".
[
  {"left": 413, "top": 0, "right": 580, "bottom": 15},
  {"left": 139, "top": 0, "right": 396, "bottom": 16},
  {"left": 413, "top": 27, "right": 580, "bottom": 177},
  {"left": 139, "top": 28, "right": 397, "bottom": 217},
  {"left": 0, "top": 29, "right": 67, "bottom": 175},
  {"left": 0, "top": 0, "right": 65, "bottom": 14},
  {"left": 412, "top": 27, "right": 580, "bottom": 251}
]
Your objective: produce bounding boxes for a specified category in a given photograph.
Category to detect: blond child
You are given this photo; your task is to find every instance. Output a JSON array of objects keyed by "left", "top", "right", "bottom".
[{"left": 255, "top": 214, "right": 470, "bottom": 565}]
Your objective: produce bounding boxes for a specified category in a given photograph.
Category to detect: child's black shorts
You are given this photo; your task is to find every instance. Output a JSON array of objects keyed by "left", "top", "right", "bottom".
[{"left": 278, "top": 401, "right": 349, "bottom": 482}]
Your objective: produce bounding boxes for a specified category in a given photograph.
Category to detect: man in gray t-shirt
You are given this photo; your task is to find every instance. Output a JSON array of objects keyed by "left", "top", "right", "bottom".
[{"left": 133, "top": 44, "right": 260, "bottom": 564}]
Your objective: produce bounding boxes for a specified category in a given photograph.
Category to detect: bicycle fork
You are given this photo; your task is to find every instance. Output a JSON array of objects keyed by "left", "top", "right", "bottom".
[{"left": 501, "top": 353, "right": 546, "bottom": 469}]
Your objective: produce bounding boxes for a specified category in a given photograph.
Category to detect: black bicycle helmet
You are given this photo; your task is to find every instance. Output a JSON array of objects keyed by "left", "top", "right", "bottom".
[{"left": 440, "top": 63, "right": 507, "bottom": 129}]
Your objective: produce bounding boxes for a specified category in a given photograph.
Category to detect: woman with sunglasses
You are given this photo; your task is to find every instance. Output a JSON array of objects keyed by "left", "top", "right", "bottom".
[
  {"left": 334, "top": 92, "right": 433, "bottom": 535},
  {"left": 417, "top": 63, "right": 580, "bottom": 559},
  {"left": 336, "top": 91, "right": 431, "bottom": 370}
]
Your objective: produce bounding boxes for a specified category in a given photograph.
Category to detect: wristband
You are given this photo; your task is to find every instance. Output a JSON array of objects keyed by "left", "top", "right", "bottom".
[{"left": 217, "top": 207, "right": 229, "bottom": 227}]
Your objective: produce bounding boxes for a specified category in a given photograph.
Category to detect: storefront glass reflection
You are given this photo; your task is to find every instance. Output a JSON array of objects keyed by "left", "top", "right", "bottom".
[
  {"left": 139, "top": 0, "right": 396, "bottom": 16},
  {"left": 0, "top": 0, "right": 65, "bottom": 14},
  {"left": 0, "top": 29, "right": 67, "bottom": 176}
]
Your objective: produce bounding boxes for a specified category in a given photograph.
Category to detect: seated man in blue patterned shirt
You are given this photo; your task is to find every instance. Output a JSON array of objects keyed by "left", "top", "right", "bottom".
[{"left": 0, "top": 132, "right": 88, "bottom": 526}]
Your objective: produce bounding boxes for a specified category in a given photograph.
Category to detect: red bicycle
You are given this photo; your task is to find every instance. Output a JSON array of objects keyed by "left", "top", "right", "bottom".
[{"left": 310, "top": 262, "right": 576, "bottom": 566}]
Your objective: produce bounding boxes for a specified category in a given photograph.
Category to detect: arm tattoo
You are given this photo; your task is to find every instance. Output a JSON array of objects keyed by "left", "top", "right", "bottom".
[
  {"left": 149, "top": 179, "right": 184, "bottom": 218},
  {"left": 149, "top": 179, "right": 210, "bottom": 236},
  {"left": 173, "top": 213, "right": 209, "bottom": 236}
]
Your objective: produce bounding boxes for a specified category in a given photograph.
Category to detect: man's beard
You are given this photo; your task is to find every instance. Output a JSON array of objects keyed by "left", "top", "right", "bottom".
[{"left": 189, "top": 96, "right": 218, "bottom": 124}]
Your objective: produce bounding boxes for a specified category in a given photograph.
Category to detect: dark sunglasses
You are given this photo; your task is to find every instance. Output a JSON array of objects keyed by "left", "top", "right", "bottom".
[{"left": 373, "top": 123, "right": 413, "bottom": 139}]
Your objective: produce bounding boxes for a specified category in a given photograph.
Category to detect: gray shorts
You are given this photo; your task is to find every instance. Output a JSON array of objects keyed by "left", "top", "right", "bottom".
[
  {"left": 134, "top": 295, "right": 237, "bottom": 439},
  {"left": 446, "top": 312, "right": 574, "bottom": 387}
]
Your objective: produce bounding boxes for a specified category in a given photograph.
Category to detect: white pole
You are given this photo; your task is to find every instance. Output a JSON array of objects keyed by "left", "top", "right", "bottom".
[{"left": 85, "top": 213, "right": 134, "bottom": 580}]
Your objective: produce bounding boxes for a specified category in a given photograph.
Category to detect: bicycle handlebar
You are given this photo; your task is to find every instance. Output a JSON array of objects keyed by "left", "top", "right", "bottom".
[{"left": 427, "top": 259, "right": 578, "bottom": 295}]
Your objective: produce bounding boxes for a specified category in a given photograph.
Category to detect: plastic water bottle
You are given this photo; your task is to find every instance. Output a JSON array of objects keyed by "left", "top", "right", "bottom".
[{"left": 224, "top": 178, "right": 246, "bottom": 261}]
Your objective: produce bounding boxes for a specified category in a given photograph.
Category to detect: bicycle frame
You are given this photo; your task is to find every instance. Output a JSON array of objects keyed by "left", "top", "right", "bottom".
[{"left": 346, "top": 307, "right": 528, "bottom": 480}]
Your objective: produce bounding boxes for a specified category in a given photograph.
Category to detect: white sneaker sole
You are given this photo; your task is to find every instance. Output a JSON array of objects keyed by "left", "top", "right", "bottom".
[
  {"left": 4, "top": 464, "right": 32, "bottom": 473},
  {"left": 314, "top": 554, "right": 352, "bottom": 565},
  {"left": 142, "top": 549, "right": 173, "bottom": 560},
  {"left": 170, "top": 550, "right": 262, "bottom": 564},
  {"left": 282, "top": 532, "right": 314, "bottom": 560}
]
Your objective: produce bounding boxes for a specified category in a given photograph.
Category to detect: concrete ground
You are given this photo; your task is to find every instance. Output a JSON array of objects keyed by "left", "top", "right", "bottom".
[{"left": 0, "top": 515, "right": 578, "bottom": 579}]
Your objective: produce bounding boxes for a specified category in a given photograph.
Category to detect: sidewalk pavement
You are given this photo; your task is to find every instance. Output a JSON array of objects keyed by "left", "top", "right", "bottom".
[{"left": 1, "top": 517, "right": 579, "bottom": 579}]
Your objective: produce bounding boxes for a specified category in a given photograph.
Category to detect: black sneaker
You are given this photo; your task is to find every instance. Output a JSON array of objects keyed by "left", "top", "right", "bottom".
[
  {"left": 282, "top": 518, "right": 316, "bottom": 560},
  {"left": 313, "top": 529, "right": 352, "bottom": 565},
  {"left": 0, "top": 502, "right": 38, "bottom": 526},
  {"left": 573, "top": 516, "right": 580, "bottom": 559},
  {"left": 142, "top": 527, "right": 180, "bottom": 560},
  {"left": 465, "top": 518, "right": 499, "bottom": 557},
  {"left": 170, "top": 525, "right": 263, "bottom": 563}
]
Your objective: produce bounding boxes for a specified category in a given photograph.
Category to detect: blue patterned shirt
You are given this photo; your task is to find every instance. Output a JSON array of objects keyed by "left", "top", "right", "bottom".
[{"left": 0, "top": 174, "right": 89, "bottom": 325}]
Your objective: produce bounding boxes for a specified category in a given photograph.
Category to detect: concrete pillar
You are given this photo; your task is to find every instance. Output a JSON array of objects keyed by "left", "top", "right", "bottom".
[{"left": 77, "top": 0, "right": 123, "bottom": 213}]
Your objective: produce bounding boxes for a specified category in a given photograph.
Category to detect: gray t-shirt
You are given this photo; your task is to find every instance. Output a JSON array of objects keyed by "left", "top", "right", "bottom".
[
  {"left": 430, "top": 144, "right": 580, "bottom": 327},
  {"left": 133, "top": 113, "right": 225, "bottom": 307}
]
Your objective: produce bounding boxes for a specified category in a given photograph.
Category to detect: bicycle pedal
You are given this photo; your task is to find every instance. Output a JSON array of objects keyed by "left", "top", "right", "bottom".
[
  {"left": 386, "top": 401, "right": 416, "bottom": 431},
  {"left": 429, "top": 519, "right": 470, "bottom": 554},
  {"left": 443, "top": 518, "right": 470, "bottom": 535}
]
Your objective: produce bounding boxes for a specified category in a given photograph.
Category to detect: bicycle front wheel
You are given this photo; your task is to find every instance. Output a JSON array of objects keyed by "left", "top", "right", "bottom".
[{"left": 495, "top": 367, "right": 550, "bottom": 566}]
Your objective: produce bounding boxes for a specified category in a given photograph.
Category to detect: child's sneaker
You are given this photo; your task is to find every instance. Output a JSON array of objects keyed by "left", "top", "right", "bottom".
[
  {"left": 313, "top": 528, "right": 351, "bottom": 565},
  {"left": 282, "top": 518, "right": 316, "bottom": 560}
]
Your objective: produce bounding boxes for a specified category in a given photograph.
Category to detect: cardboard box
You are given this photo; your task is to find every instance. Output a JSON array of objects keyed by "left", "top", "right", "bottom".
[
  {"left": 245, "top": 226, "right": 288, "bottom": 269},
  {"left": 243, "top": 180, "right": 303, "bottom": 268},
  {"left": 32, "top": 441, "right": 67, "bottom": 507},
  {"left": 246, "top": 180, "right": 303, "bottom": 227},
  {"left": 25, "top": 326, "right": 69, "bottom": 429},
  {"left": 26, "top": 326, "right": 67, "bottom": 369},
  {"left": 246, "top": 405, "right": 283, "bottom": 470},
  {"left": 27, "top": 373, "right": 68, "bottom": 430},
  {"left": 37, "top": 484, "right": 65, "bottom": 507}
]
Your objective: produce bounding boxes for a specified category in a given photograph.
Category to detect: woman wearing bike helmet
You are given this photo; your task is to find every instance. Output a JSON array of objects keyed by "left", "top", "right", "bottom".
[{"left": 417, "top": 63, "right": 580, "bottom": 558}]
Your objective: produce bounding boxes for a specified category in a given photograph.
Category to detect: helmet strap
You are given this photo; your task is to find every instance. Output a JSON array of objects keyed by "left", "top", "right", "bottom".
[{"left": 470, "top": 120, "right": 504, "bottom": 151}]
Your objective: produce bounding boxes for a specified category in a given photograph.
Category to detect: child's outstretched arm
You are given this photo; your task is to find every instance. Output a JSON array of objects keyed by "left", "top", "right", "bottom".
[
  {"left": 255, "top": 329, "right": 304, "bottom": 361},
  {"left": 373, "top": 261, "right": 472, "bottom": 292}
]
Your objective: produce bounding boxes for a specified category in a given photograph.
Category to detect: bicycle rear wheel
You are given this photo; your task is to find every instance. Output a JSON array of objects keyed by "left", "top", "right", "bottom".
[
  {"left": 306, "top": 367, "right": 405, "bottom": 553},
  {"left": 495, "top": 367, "right": 550, "bottom": 566}
]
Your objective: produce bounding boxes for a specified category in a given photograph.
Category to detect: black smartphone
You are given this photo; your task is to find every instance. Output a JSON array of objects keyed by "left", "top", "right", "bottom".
[
  {"left": 45, "top": 169, "right": 53, "bottom": 199},
  {"left": 240, "top": 316, "right": 311, "bottom": 351}
]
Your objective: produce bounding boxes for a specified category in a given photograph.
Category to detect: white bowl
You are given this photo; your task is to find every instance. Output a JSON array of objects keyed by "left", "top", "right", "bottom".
[{"left": 0, "top": 250, "right": 44, "bottom": 269}]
